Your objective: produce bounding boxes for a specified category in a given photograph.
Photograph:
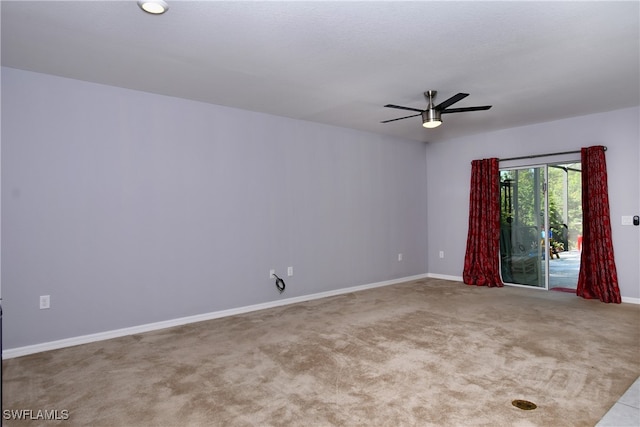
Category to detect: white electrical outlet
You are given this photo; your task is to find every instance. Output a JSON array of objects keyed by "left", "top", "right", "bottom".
[
  {"left": 398, "top": 253, "right": 403, "bottom": 261},
  {"left": 439, "top": 251, "right": 445, "bottom": 259},
  {"left": 287, "top": 266, "right": 293, "bottom": 277},
  {"left": 40, "top": 295, "right": 50, "bottom": 310},
  {"left": 269, "top": 269, "right": 276, "bottom": 279}
]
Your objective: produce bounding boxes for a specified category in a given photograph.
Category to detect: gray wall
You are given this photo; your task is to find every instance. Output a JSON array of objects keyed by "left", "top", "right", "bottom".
[
  {"left": 1, "top": 68, "right": 428, "bottom": 349},
  {"left": 2, "top": 67, "right": 638, "bottom": 351},
  {"left": 426, "top": 106, "right": 640, "bottom": 299}
]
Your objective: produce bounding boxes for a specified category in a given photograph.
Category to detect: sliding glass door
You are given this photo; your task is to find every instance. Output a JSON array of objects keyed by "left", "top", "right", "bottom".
[
  {"left": 500, "top": 167, "right": 547, "bottom": 287},
  {"left": 499, "top": 162, "right": 582, "bottom": 289}
]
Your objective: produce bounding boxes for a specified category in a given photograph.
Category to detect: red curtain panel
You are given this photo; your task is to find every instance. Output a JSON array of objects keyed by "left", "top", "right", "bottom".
[
  {"left": 463, "top": 158, "right": 503, "bottom": 287},
  {"left": 577, "top": 146, "right": 621, "bottom": 303}
]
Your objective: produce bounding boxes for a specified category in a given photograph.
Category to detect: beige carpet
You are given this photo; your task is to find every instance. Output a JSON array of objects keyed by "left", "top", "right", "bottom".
[{"left": 3, "top": 278, "right": 639, "bottom": 426}]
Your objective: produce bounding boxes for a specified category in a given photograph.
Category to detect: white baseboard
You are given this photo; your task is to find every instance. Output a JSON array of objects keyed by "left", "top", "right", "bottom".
[
  {"left": 5, "top": 272, "right": 635, "bottom": 359},
  {"left": 427, "top": 273, "right": 463, "bottom": 282},
  {"left": 621, "top": 296, "right": 640, "bottom": 304},
  {"left": 2, "top": 273, "right": 430, "bottom": 359}
]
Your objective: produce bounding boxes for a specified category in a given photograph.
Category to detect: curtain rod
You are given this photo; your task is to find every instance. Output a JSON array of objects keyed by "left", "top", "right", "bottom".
[{"left": 499, "top": 147, "right": 607, "bottom": 162}]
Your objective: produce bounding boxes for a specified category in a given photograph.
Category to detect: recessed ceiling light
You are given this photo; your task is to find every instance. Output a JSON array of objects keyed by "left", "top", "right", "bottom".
[{"left": 138, "top": 0, "right": 169, "bottom": 15}]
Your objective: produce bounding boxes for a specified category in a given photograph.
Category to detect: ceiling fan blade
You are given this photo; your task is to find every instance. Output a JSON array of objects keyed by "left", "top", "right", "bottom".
[
  {"left": 380, "top": 113, "right": 422, "bottom": 123},
  {"left": 384, "top": 104, "right": 425, "bottom": 113},
  {"left": 434, "top": 93, "right": 469, "bottom": 111},
  {"left": 441, "top": 105, "right": 492, "bottom": 114}
]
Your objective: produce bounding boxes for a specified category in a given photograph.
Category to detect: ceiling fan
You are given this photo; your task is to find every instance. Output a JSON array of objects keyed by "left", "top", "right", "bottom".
[{"left": 381, "top": 91, "right": 492, "bottom": 128}]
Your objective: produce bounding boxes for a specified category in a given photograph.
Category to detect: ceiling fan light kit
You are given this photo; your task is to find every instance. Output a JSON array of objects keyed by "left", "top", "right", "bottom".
[
  {"left": 382, "top": 90, "right": 491, "bottom": 129},
  {"left": 422, "top": 109, "right": 442, "bottom": 128}
]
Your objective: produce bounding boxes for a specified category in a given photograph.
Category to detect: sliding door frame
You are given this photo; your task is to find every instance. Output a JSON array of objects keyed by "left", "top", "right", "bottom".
[{"left": 499, "top": 163, "right": 550, "bottom": 290}]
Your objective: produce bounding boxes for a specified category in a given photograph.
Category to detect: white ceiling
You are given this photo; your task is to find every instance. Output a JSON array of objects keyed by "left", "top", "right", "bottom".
[{"left": 2, "top": 1, "right": 639, "bottom": 143}]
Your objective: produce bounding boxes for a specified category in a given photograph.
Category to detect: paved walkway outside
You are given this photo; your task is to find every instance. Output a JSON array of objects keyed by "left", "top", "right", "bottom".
[{"left": 547, "top": 250, "right": 580, "bottom": 289}]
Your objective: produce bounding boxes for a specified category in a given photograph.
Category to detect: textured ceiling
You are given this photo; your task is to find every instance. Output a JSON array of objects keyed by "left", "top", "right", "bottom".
[{"left": 2, "top": 1, "right": 639, "bottom": 143}]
